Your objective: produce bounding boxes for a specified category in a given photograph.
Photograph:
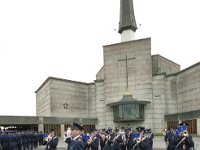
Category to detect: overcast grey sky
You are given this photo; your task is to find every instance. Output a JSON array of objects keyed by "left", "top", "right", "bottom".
[{"left": 0, "top": 0, "right": 200, "bottom": 116}]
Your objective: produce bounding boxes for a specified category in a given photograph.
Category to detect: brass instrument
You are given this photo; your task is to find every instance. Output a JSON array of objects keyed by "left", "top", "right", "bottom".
[
  {"left": 114, "top": 134, "right": 120, "bottom": 143},
  {"left": 105, "top": 135, "right": 109, "bottom": 145},
  {"left": 182, "top": 130, "right": 188, "bottom": 137},
  {"left": 162, "top": 129, "right": 169, "bottom": 148},
  {"left": 133, "top": 135, "right": 147, "bottom": 149},
  {"left": 46, "top": 135, "right": 54, "bottom": 148},
  {"left": 175, "top": 130, "right": 189, "bottom": 148},
  {"left": 42, "top": 137, "right": 48, "bottom": 145},
  {"left": 162, "top": 128, "right": 167, "bottom": 136},
  {"left": 135, "top": 135, "right": 146, "bottom": 144},
  {"left": 87, "top": 135, "right": 95, "bottom": 145},
  {"left": 176, "top": 136, "right": 186, "bottom": 148}
]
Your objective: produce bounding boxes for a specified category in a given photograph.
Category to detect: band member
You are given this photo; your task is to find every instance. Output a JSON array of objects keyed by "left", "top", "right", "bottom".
[
  {"left": 67, "top": 122, "right": 85, "bottom": 150},
  {"left": 132, "top": 127, "right": 150, "bottom": 150},
  {"left": 173, "top": 123, "right": 194, "bottom": 150},
  {"left": 9, "top": 131, "right": 20, "bottom": 150},
  {"left": 87, "top": 129, "right": 100, "bottom": 150},
  {"left": 105, "top": 130, "right": 114, "bottom": 150},
  {"left": 113, "top": 128, "right": 121, "bottom": 150},
  {"left": 45, "top": 129, "right": 59, "bottom": 150},
  {"left": 145, "top": 129, "right": 154, "bottom": 150},
  {"left": 82, "top": 132, "right": 90, "bottom": 149},
  {"left": 64, "top": 127, "right": 71, "bottom": 141},
  {"left": 164, "top": 127, "right": 176, "bottom": 150},
  {"left": 99, "top": 129, "right": 107, "bottom": 150},
  {"left": 119, "top": 126, "right": 126, "bottom": 150},
  {"left": 126, "top": 128, "right": 134, "bottom": 150}
]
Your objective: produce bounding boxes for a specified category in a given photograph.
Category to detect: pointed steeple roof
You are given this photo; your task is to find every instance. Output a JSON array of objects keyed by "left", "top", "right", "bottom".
[{"left": 118, "top": 0, "right": 137, "bottom": 34}]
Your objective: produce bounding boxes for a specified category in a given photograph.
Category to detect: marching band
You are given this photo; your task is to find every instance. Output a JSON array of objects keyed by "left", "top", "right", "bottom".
[
  {"left": 64, "top": 122, "right": 194, "bottom": 150},
  {"left": 0, "top": 122, "right": 195, "bottom": 150},
  {"left": 65, "top": 124, "right": 154, "bottom": 150}
]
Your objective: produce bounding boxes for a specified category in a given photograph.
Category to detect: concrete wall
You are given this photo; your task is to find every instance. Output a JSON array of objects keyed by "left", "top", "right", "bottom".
[
  {"left": 152, "top": 55, "right": 180, "bottom": 75},
  {"left": 49, "top": 79, "right": 90, "bottom": 118},
  {"left": 36, "top": 77, "right": 97, "bottom": 119},
  {"left": 176, "top": 63, "right": 200, "bottom": 113},
  {"left": 103, "top": 38, "right": 153, "bottom": 129},
  {"left": 88, "top": 84, "right": 96, "bottom": 118},
  {"left": 36, "top": 80, "right": 51, "bottom": 116},
  {"left": 165, "top": 76, "right": 178, "bottom": 114},
  {"left": 96, "top": 66, "right": 104, "bottom": 80},
  {"left": 152, "top": 74, "right": 166, "bottom": 133},
  {"left": 95, "top": 80, "right": 106, "bottom": 129}
]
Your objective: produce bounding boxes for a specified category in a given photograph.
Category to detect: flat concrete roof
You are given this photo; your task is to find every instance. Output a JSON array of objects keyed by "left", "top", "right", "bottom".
[{"left": 0, "top": 116, "right": 98, "bottom": 125}]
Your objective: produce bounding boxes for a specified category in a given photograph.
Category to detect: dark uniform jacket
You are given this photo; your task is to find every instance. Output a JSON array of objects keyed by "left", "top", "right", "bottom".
[
  {"left": 105, "top": 134, "right": 114, "bottom": 150},
  {"left": 9, "top": 134, "right": 21, "bottom": 150},
  {"left": 133, "top": 137, "right": 151, "bottom": 150},
  {"left": 90, "top": 135, "right": 100, "bottom": 150},
  {"left": 113, "top": 135, "right": 120, "bottom": 150},
  {"left": 164, "top": 131, "right": 176, "bottom": 150},
  {"left": 127, "top": 132, "right": 134, "bottom": 150},
  {"left": 45, "top": 136, "right": 59, "bottom": 150},
  {"left": 147, "top": 132, "right": 154, "bottom": 150},
  {"left": 174, "top": 135, "right": 194, "bottom": 150},
  {"left": 99, "top": 135, "right": 107, "bottom": 150},
  {"left": 113, "top": 134, "right": 126, "bottom": 150},
  {"left": 67, "top": 136, "right": 85, "bottom": 150},
  {"left": 1, "top": 134, "right": 10, "bottom": 150}
]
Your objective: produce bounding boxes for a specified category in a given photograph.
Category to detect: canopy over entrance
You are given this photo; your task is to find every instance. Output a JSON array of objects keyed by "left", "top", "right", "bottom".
[{"left": 107, "top": 94, "right": 150, "bottom": 122}]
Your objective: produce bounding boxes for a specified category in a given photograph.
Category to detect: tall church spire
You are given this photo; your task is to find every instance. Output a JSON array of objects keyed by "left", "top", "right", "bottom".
[{"left": 118, "top": 0, "right": 137, "bottom": 42}]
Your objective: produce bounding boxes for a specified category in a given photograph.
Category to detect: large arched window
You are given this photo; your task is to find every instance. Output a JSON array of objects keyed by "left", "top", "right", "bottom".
[{"left": 107, "top": 94, "right": 150, "bottom": 122}]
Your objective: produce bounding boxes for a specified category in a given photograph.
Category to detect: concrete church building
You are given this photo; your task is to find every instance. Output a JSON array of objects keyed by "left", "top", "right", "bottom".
[
  {"left": 35, "top": 0, "right": 200, "bottom": 136},
  {"left": 1, "top": 0, "right": 200, "bottom": 137}
]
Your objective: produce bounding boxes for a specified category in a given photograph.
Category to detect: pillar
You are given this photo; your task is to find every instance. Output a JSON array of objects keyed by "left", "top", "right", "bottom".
[
  {"left": 61, "top": 124, "right": 65, "bottom": 139},
  {"left": 38, "top": 124, "right": 44, "bottom": 133},
  {"left": 197, "top": 118, "right": 200, "bottom": 136}
]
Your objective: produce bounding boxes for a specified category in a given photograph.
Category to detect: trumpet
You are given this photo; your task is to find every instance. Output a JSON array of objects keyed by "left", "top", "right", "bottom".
[{"left": 182, "top": 130, "right": 188, "bottom": 137}]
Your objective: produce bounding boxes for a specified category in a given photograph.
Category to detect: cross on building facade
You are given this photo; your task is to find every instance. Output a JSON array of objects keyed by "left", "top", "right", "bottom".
[{"left": 118, "top": 54, "right": 136, "bottom": 91}]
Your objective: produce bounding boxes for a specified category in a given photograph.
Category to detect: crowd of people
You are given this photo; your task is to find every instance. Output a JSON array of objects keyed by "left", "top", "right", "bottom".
[
  {"left": 0, "top": 122, "right": 195, "bottom": 150},
  {"left": 0, "top": 130, "right": 49, "bottom": 150},
  {"left": 64, "top": 122, "right": 154, "bottom": 150},
  {"left": 64, "top": 122, "right": 194, "bottom": 150}
]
